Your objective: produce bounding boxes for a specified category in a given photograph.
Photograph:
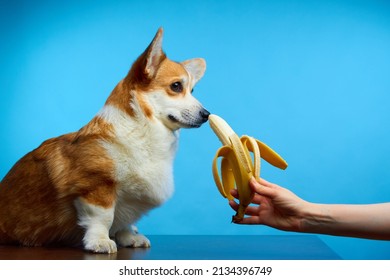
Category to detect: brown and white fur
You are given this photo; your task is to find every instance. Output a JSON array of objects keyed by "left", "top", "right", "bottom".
[{"left": 0, "top": 28, "right": 209, "bottom": 253}]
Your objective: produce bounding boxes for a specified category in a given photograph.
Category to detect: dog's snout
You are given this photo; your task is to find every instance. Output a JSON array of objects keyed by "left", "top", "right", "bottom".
[{"left": 200, "top": 108, "right": 210, "bottom": 122}]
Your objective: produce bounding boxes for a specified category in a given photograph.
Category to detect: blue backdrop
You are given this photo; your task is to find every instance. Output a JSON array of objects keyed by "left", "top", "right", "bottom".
[{"left": 1, "top": 0, "right": 390, "bottom": 259}]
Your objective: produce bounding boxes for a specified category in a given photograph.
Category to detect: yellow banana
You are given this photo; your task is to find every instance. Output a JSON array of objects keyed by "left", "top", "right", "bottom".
[{"left": 209, "top": 114, "right": 288, "bottom": 223}]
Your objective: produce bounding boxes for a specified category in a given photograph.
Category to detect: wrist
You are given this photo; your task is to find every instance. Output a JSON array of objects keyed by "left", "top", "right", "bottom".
[{"left": 299, "top": 202, "right": 333, "bottom": 234}]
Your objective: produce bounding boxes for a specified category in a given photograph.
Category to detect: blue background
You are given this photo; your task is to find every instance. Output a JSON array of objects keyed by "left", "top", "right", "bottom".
[{"left": 1, "top": 0, "right": 390, "bottom": 259}]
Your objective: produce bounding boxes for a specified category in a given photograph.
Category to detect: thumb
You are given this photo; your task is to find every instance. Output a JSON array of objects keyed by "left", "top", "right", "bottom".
[{"left": 249, "top": 177, "right": 277, "bottom": 199}]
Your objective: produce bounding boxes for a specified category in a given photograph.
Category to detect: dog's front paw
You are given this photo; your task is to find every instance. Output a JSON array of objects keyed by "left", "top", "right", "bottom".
[
  {"left": 116, "top": 230, "right": 151, "bottom": 248},
  {"left": 84, "top": 238, "right": 117, "bottom": 254}
]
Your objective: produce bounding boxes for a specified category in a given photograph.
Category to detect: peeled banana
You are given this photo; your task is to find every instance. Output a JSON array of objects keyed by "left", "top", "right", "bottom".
[{"left": 209, "top": 114, "right": 288, "bottom": 223}]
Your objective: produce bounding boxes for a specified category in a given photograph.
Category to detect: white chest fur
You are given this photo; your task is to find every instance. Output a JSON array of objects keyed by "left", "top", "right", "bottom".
[{"left": 97, "top": 105, "right": 178, "bottom": 232}]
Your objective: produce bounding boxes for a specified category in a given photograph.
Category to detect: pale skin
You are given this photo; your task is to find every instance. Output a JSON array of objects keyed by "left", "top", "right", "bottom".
[{"left": 229, "top": 178, "right": 390, "bottom": 240}]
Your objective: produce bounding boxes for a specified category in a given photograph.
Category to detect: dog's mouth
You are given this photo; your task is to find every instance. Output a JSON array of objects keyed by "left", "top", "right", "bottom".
[
  {"left": 168, "top": 109, "right": 209, "bottom": 129},
  {"left": 168, "top": 114, "right": 201, "bottom": 128}
]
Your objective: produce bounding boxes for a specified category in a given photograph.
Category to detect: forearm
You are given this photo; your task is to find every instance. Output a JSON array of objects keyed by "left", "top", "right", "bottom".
[{"left": 300, "top": 202, "right": 390, "bottom": 240}]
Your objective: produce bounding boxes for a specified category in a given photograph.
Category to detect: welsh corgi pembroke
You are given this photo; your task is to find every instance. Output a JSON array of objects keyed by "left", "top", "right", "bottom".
[{"left": 0, "top": 28, "right": 209, "bottom": 253}]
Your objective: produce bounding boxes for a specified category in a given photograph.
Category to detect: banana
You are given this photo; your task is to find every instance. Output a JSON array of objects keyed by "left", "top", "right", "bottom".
[{"left": 209, "top": 114, "right": 288, "bottom": 223}]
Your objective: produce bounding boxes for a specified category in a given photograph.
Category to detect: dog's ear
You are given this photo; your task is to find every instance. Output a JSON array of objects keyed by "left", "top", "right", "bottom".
[
  {"left": 126, "top": 28, "right": 166, "bottom": 87},
  {"left": 181, "top": 58, "right": 206, "bottom": 85},
  {"left": 144, "top": 28, "right": 165, "bottom": 79}
]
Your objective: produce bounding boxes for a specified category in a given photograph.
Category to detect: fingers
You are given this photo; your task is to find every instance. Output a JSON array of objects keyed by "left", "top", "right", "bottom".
[
  {"left": 236, "top": 216, "right": 262, "bottom": 225},
  {"left": 256, "top": 177, "right": 272, "bottom": 187},
  {"left": 230, "top": 189, "right": 238, "bottom": 199},
  {"left": 249, "top": 177, "right": 277, "bottom": 199},
  {"left": 227, "top": 177, "right": 281, "bottom": 226},
  {"left": 230, "top": 177, "right": 277, "bottom": 203},
  {"left": 228, "top": 199, "right": 237, "bottom": 209},
  {"left": 230, "top": 189, "right": 264, "bottom": 205},
  {"left": 228, "top": 200, "right": 263, "bottom": 225},
  {"left": 228, "top": 200, "right": 260, "bottom": 216}
]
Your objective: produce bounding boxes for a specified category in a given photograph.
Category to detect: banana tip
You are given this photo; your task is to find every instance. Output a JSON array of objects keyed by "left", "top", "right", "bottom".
[{"left": 232, "top": 215, "right": 243, "bottom": 223}]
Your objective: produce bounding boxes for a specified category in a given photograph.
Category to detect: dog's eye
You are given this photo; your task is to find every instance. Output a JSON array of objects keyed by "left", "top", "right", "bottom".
[{"left": 170, "top": 82, "right": 183, "bottom": 93}]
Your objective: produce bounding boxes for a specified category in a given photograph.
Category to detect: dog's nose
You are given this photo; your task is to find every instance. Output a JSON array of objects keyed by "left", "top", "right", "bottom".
[{"left": 200, "top": 108, "right": 210, "bottom": 122}]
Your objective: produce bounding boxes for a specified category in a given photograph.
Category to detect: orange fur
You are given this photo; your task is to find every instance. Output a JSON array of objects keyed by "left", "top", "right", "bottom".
[
  {"left": 0, "top": 117, "right": 115, "bottom": 246},
  {"left": 105, "top": 80, "right": 135, "bottom": 117},
  {"left": 150, "top": 59, "right": 190, "bottom": 92}
]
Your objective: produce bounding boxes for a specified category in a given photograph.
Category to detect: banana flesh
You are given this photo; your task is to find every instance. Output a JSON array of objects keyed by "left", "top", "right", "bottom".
[{"left": 209, "top": 114, "right": 288, "bottom": 223}]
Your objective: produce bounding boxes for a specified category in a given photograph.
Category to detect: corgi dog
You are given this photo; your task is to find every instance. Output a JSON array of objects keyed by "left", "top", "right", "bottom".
[{"left": 0, "top": 28, "right": 209, "bottom": 253}]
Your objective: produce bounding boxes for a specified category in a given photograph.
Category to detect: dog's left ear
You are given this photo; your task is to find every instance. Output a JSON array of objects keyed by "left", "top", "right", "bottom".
[
  {"left": 144, "top": 27, "right": 165, "bottom": 79},
  {"left": 182, "top": 58, "right": 206, "bottom": 85},
  {"left": 126, "top": 28, "right": 166, "bottom": 86}
]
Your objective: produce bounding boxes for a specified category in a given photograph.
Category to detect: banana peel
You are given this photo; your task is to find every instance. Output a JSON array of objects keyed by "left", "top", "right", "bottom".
[{"left": 209, "top": 114, "right": 288, "bottom": 223}]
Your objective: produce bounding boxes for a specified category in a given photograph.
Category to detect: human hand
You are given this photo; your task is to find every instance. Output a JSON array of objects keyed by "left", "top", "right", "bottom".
[{"left": 229, "top": 178, "right": 308, "bottom": 232}]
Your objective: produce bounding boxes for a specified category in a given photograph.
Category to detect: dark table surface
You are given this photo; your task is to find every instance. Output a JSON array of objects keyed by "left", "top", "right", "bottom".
[{"left": 0, "top": 235, "right": 341, "bottom": 260}]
